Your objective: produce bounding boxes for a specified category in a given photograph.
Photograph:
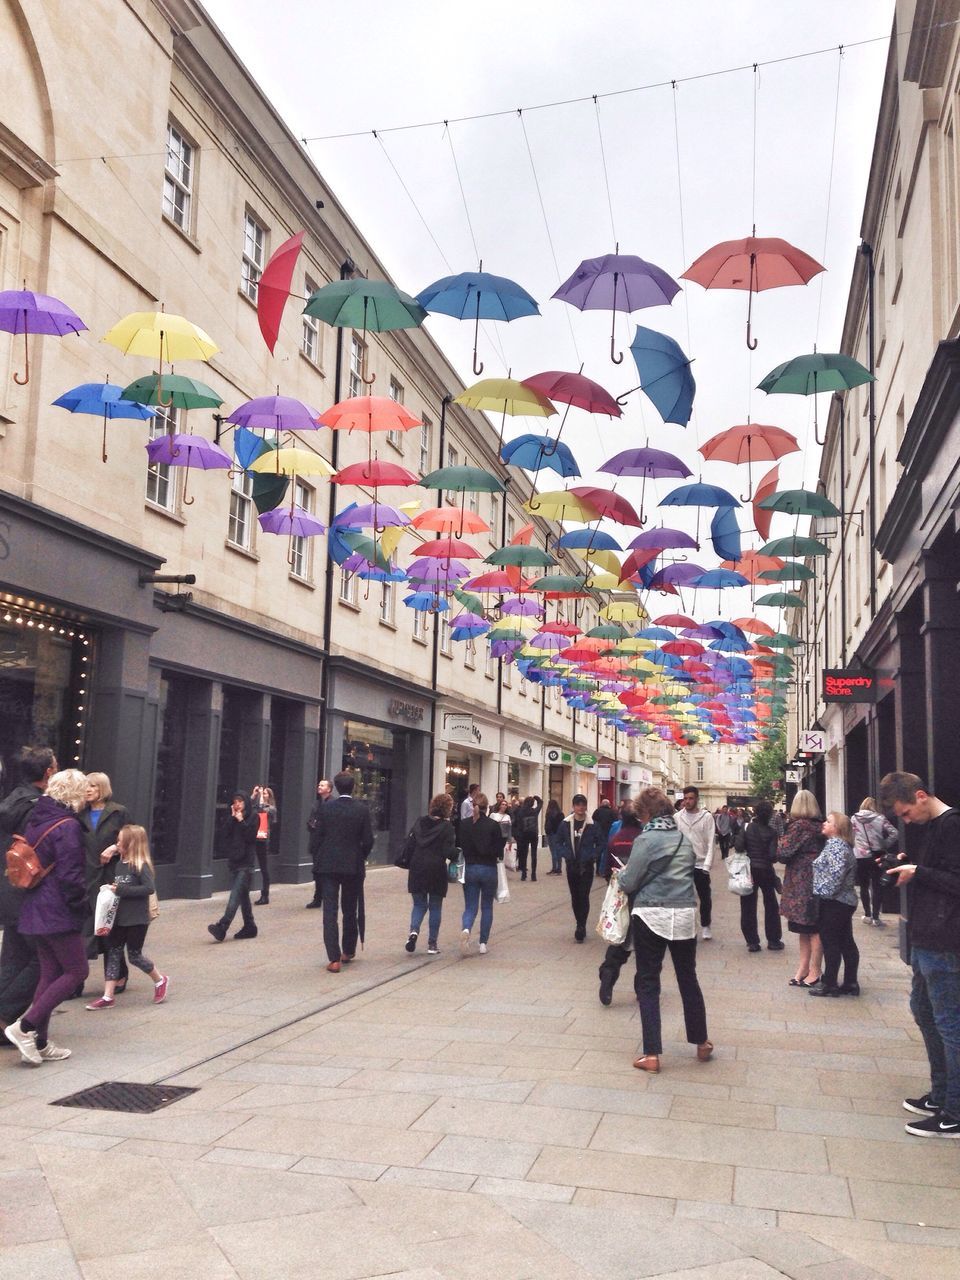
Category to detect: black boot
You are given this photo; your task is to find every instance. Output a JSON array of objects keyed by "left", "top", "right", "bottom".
[{"left": 234, "top": 924, "right": 258, "bottom": 940}]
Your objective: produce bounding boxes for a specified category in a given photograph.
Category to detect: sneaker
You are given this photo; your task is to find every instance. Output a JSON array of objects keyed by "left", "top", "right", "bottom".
[
  {"left": 701, "top": 927, "right": 712, "bottom": 941},
  {"left": 478, "top": 942, "right": 488, "bottom": 955},
  {"left": 38, "top": 1041, "right": 71, "bottom": 1061},
  {"left": 767, "top": 940, "right": 785, "bottom": 951},
  {"left": 873, "top": 917, "right": 885, "bottom": 926},
  {"left": 861, "top": 914, "right": 872, "bottom": 922},
  {"left": 903, "top": 1091, "right": 940, "bottom": 1116},
  {"left": 405, "top": 931, "right": 418, "bottom": 954},
  {"left": 85, "top": 997, "right": 115, "bottom": 1010},
  {"left": 460, "top": 928, "right": 471, "bottom": 955},
  {"left": 207, "top": 922, "right": 226, "bottom": 942},
  {"left": 234, "top": 925, "right": 258, "bottom": 940},
  {"left": 598, "top": 971, "right": 615, "bottom": 1006},
  {"left": 154, "top": 975, "right": 169, "bottom": 1004},
  {"left": 904, "top": 1111, "right": 960, "bottom": 1138},
  {"left": 4, "top": 1020, "right": 42, "bottom": 1065},
  {"left": 427, "top": 943, "right": 439, "bottom": 955},
  {"left": 574, "top": 926, "right": 586, "bottom": 942}
]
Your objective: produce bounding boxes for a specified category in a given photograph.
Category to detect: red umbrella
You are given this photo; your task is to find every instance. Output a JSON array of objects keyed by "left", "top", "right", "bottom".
[
  {"left": 539, "top": 621, "right": 581, "bottom": 635},
  {"left": 463, "top": 569, "right": 529, "bottom": 592},
  {"left": 619, "top": 547, "right": 659, "bottom": 582},
  {"left": 257, "top": 231, "right": 305, "bottom": 355},
  {"left": 733, "top": 616, "right": 777, "bottom": 637},
  {"left": 663, "top": 639, "right": 704, "bottom": 656},
  {"left": 753, "top": 465, "right": 780, "bottom": 541},
  {"left": 333, "top": 460, "right": 418, "bottom": 487},
  {"left": 569, "top": 486, "right": 643, "bottom": 527},
  {"left": 700, "top": 423, "right": 799, "bottom": 501},
  {"left": 721, "top": 550, "right": 784, "bottom": 583},
  {"left": 410, "top": 537, "right": 482, "bottom": 559},
  {"left": 522, "top": 370, "right": 622, "bottom": 418},
  {"left": 654, "top": 613, "right": 696, "bottom": 627},
  {"left": 681, "top": 233, "right": 824, "bottom": 349}
]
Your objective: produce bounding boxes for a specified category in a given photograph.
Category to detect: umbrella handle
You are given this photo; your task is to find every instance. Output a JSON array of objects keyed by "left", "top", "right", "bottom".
[
  {"left": 182, "top": 468, "right": 194, "bottom": 506},
  {"left": 609, "top": 329, "right": 624, "bottom": 365},
  {"left": 472, "top": 348, "right": 485, "bottom": 377},
  {"left": 745, "top": 259, "right": 758, "bottom": 350},
  {"left": 360, "top": 325, "right": 376, "bottom": 385},
  {"left": 101, "top": 414, "right": 109, "bottom": 465},
  {"left": 13, "top": 326, "right": 29, "bottom": 385},
  {"left": 813, "top": 399, "right": 826, "bottom": 447},
  {"left": 616, "top": 385, "right": 640, "bottom": 407}
]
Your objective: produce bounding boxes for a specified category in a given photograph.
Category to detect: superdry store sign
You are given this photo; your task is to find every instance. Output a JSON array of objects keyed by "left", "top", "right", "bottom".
[{"left": 822, "top": 669, "right": 878, "bottom": 703}]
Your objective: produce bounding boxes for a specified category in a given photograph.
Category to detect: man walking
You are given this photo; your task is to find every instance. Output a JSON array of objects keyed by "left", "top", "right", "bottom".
[
  {"left": 714, "top": 806, "right": 732, "bottom": 859},
  {"left": 879, "top": 771, "right": 960, "bottom": 1138},
  {"left": 677, "top": 786, "right": 716, "bottom": 941},
  {"left": 460, "top": 783, "right": 479, "bottom": 824},
  {"left": 305, "top": 779, "right": 332, "bottom": 909},
  {"left": 554, "top": 794, "right": 605, "bottom": 941},
  {"left": 311, "top": 772, "right": 373, "bottom": 972}
]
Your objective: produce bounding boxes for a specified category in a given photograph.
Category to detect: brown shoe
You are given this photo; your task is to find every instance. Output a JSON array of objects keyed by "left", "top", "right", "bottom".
[
  {"left": 341, "top": 954, "right": 355, "bottom": 964},
  {"left": 633, "top": 1054, "right": 660, "bottom": 1073},
  {"left": 326, "top": 961, "right": 341, "bottom": 973},
  {"left": 696, "top": 1041, "right": 714, "bottom": 1062}
]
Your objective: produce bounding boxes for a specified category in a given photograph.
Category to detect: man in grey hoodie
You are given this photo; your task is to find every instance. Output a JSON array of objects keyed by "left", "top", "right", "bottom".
[{"left": 677, "top": 786, "right": 717, "bottom": 941}]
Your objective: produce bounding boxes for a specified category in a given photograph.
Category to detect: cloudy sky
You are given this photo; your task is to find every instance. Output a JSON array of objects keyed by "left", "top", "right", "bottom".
[{"left": 203, "top": 0, "right": 895, "bottom": 616}]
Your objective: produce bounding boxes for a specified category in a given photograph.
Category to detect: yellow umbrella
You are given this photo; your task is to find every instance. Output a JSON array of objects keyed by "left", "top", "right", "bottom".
[
  {"left": 103, "top": 309, "right": 218, "bottom": 407},
  {"left": 613, "top": 638, "right": 656, "bottom": 653},
  {"left": 601, "top": 600, "right": 647, "bottom": 622},
  {"left": 524, "top": 490, "right": 595, "bottom": 522},
  {"left": 249, "top": 448, "right": 335, "bottom": 477},
  {"left": 584, "top": 571, "right": 622, "bottom": 590},
  {"left": 454, "top": 377, "right": 555, "bottom": 418}
]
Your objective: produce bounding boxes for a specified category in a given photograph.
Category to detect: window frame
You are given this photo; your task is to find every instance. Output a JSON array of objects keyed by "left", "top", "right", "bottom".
[
  {"left": 162, "top": 120, "right": 194, "bottom": 233},
  {"left": 301, "top": 274, "right": 321, "bottom": 365},
  {"left": 228, "top": 466, "right": 255, "bottom": 551},
  {"left": 241, "top": 209, "right": 267, "bottom": 303},
  {"left": 387, "top": 376, "right": 405, "bottom": 450},
  {"left": 349, "top": 335, "right": 365, "bottom": 398},
  {"left": 289, "top": 478, "right": 314, "bottom": 582},
  {"left": 145, "top": 406, "right": 179, "bottom": 512}
]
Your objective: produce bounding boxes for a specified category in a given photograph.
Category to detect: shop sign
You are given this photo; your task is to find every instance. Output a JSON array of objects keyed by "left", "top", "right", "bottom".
[
  {"left": 444, "top": 712, "right": 483, "bottom": 746},
  {"left": 800, "top": 729, "right": 825, "bottom": 753},
  {"left": 575, "top": 750, "right": 598, "bottom": 768},
  {"left": 544, "top": 745, "right": 572, "bottom": 766},
  {"left": 388, "top": 697, "right": 425, "bottom": 724},
  {"left": 786, "top": 769, "right": 801, "bottom": 783},
  {"left": 518, "top": 740, "right": 533, "bottom": 758},
  {"left": 822, "top": 668, "right": 878, "bottom": 703},
  {"left": 597, "top": 765, "right": 613, "bottom": 780}
]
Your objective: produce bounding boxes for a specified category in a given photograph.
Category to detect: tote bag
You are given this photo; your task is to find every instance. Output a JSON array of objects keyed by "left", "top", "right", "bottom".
[
  {"left": 496, "top": 861, "right": 511, "bottom": 903},
  {"left": 595, "top": 872, "right": 630, "bottom": 945},
  {"left": 726, "top": 851, "right": 754, "bottom": 896}
]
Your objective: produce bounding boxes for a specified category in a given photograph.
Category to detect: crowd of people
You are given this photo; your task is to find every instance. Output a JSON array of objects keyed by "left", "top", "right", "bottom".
[{"left": 1, "top": 748, "right": 957, "bottom": 1143}]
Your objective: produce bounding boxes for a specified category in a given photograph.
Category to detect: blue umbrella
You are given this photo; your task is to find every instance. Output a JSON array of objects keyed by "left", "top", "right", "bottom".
[
  {"left": 691, "top": 569, "right": 750, "bottom": 589},
  {"left": 710, "top": 506, "right": 742, "bottom": 561},
  {"left": 660, "top": 482, "right": 741, "bottom": 509},
  {"left": 627, "top": 327, "right": 696, "bottom": 425},
  {"left": 403, "top": 591, "right": 448, "bottom": 612},
  {"left": 556, "top": 529, "right": 622, "bottom": 552},
  {"left": 501, "top": 433, "right": 580, "bottom": 478},
  {"left": 415, "top": 268, "right": 539, "bottom": 375},
  {"left": 53, "top": 380, "right": 154, "bottom": 463},
  {"left": 450, "top": 612, "right": 490, "bottom": 642}
]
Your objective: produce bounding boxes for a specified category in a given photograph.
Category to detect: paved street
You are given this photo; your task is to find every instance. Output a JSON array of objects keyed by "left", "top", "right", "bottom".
[{"left": 1, "top": 866, "right": 957, "bottom": 1280}]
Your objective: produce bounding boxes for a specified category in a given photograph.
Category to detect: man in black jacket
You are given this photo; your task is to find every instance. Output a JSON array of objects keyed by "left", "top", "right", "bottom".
[
  {"left": 305, "top": 779, "right": 332, "bottom": 909},
  {"left": 880, "top": 771, "right": 960, "bottom": 1138},
  {"left": 312, "top": 771, "right": 373, "bottom": 971},
  {"left": 0, "top": 746, "right": 57, "bottom": 1033}
]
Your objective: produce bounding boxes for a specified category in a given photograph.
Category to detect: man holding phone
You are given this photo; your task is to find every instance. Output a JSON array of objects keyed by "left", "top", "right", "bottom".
[{"left": 879, "top": 771, "right": 960, "bottom": 1138}]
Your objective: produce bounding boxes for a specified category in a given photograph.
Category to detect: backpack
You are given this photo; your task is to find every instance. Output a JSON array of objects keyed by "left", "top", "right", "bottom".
[{"left": 5, "top": 818, "right": 71, "bottom": 890}]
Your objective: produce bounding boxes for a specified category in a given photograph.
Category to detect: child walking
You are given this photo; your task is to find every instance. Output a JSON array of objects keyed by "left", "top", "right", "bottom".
[{"left": 86, "top": 825, "right": 168, "bottom": 1009}]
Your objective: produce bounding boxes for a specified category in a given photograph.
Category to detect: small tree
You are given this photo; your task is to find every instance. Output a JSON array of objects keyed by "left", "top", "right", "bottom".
[{"left": 750, "top": 722, "right": 787, "bottom": 801}]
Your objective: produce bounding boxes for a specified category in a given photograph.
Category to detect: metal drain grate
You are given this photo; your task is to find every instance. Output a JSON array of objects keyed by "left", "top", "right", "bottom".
[{"left": 51, "top": 1081, "right": 198, "bottom": 1113}]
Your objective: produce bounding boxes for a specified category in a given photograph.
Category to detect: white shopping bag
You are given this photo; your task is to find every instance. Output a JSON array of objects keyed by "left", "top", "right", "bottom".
[
  {"left": 595, "top": 872, "right": 630, "bottom": 945},
  {"left": 503, "top": 841, "right": 518, "bottom": 871},
  {"left": 94, "top": 884, "right": 119, "bottom": 936},
  {"left": 496, "top": 862, "right": 511, "bottom": 903},
  {"left": 726, "top": 852, "right": 754, "bottom": 896}
]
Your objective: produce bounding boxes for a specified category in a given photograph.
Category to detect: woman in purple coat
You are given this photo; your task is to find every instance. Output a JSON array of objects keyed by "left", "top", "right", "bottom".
[{"left": 4, "top": 769, "right": 89, "bottom": 1065}]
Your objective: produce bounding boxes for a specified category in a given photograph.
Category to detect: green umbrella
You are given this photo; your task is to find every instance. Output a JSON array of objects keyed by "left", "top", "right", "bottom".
[
  {"left": 340, "top": 530, "right": 390, "bottom": 571},
  {"left": 755, "top": 591, "right": 805, "bottom": 608},
  {"left": 487, "top": 624, "right": 527, "bottom": 641},
  {"left": 527, "top": 572, "right": 591, "bottom": 595},
  {"left": 485, "top": 545, "right": 556, "bottom": 568},
  {"left": 304, "top": 280, "right": 426, "bottom": 387},
  {"left": 454, "top": 588, "right": 486, "bottom": 615},
  {"left": 122, "top": 374, "right": 223, "bottom": 410},
  {"left": 759, "top": 562, "right": 817, "bottom": 583},
  {"left": 758, "top": 488, "right": 840, "bottom": 517},
  {"left": 765, "top": 633, "right": 804, "bottom": 649},
  {"left": 759, "top": 536, "right": 830, "bottom": 558},
  {"left": 420, "top": 465, "right": 505, "bottom": 493},
  {"left": 585, "top": 624, "right": 630, "bottom": 640},
  {"left": 757, "top": 351, "right": 873, "bottom": 444}
]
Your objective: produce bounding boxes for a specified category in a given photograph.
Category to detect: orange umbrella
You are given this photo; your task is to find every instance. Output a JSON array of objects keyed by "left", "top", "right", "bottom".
[
  {"left": 699, "top": 423, "right": 799, "bottom": 500},
  {"left": 411, "top": 507, "right": 490, "bottom": 536},
  {"left": 333, "top": 460, "right": 418, "bottom": 488},
  {"left": 319, "top": 395, "right": 421, "bottom": 434},
  {"left": 732, "top": 616, "right": 776, "bottom": 637},
  {"left": 410, "top": 537, "right": 482, "bottom": 559},
  {"left": 721, "top": 551, "right": 785, "bottom": 583},
  {"left": 753, "top": 465, "right": 780, "bottom": 541}
]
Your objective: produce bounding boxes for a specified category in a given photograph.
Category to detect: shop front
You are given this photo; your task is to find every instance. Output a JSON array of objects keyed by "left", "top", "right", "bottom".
[
  {"left": 502, "top": 727, "right": 544, "bottom": 802},
  {"left": 436, "top": 707, "right": 498, "bottom": 811},
  {"left": 544, "top": 742, "right": 573, "bottom": 810},
  {"left": 323, "top": 658, "right": 433, "bottom": 865},
  {"left": 573, "top": 749, "right": 599, "bottom": 807}
]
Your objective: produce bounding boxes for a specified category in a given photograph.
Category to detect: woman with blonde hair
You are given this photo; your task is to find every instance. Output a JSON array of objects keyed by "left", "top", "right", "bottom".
[
  {"left": 86, "top": 825, "right": 168, "bottom": 1009},
  {"left": 851, "top": 796, "right": 898, "bottom": 925},
  {"left": 778, "top": 789, "right": 825, "bottom": 987},
  {"left": 5, "top": 769, "right": 89, "bottom": 1064},
  {"left": 809, "top": 811, "right": 860, "bottom": 997},
  {"left": 79, "top": 771, "right": 131, "bottom": 990}
]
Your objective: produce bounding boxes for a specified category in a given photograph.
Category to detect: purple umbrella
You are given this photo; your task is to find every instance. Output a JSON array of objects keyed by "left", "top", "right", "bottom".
[
  {"left": 552, "top": 253, "right": 680, "bottom": 364},
  {"left": 145, "top": 433, "right": 231, "bottom": 505},
  {"left": 628, "top": 527, "right": 699, "bottom": 552},
  {"left": 337, "top": 502, "right": 410, "bottom": 528},
  {"left": 649, "top": 563, "right": 705, "bottom": 589},
  {"left": 0, "top": 289, "right": 87, "bottom": 385},
  {"left": 406, "top": 559, "right": 470, "bottom": 584},
  {"left": 257, "top": 506, "right": 326, "bottom": 537},
  {"left": 500, "top": 596, "right": 543, "bottom": 617},
  {"left": 225, "top": 395, "right": 321, "bottom": 432},
  {"left": 600, "top": 447, "right": 692, "bottom": 526}
]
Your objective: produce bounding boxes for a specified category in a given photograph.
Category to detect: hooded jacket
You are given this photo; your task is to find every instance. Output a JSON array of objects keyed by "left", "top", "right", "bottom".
[
  {"left": 676, "top": 806, "right": 716, "bottom": 871},
  {"left": 0, "top": 782, "right": 43, "bottom": 927},
  {"left": 406, "top": 814, "right": 456, "bottom": 897},
  {"left": 18, "top": 795, "right": 87, "bottom": 936},
  {"left": 851, "top": 809, "right": 898, "bottom": 860}
]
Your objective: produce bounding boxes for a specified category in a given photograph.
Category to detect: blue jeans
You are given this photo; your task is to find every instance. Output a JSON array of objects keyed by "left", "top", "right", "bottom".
[
  {"left": 410, "top": 892, "right": 443, "bottom": 943},
  {"left": 911, "top": 947, "right": 960, "bottom": 1117},
  {"left": 220, "top": 868, "right": 254, "bottom": 930},
  {"left": 461, "top": 864, "right": 497, "bottom": 943},
  {"left": 548, "top": 834, "right": 562, "bottom": 873}
]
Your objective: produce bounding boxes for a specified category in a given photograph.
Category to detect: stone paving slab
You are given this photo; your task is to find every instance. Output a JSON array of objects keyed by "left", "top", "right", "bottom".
[{"left": 0, "top": 865, "right": 933, "bottom": 1277}]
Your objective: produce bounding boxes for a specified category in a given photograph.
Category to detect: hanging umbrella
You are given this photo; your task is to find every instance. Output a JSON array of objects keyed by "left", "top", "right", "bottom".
[
  {"left": 404, "top": 591, "right": 448, "bottom": 612},
  {"left": 500, "top": 596, "right": 542, "bottom": 617},
  {"left": 625, "top": 327, "right": 696, "bottom": 425},
  {"left": 753, "top": 465, "right": 780, "bottom": 542},
  {"left": 569, "top": 486, "right": 643, "bottom": 527},
  {"left": 255, "top": 231, "right": 305, "bottom": 355},
  {"left": 420, "top": 465, "right": 505, "bottom": 494},
  {"left": 619, "top": 547, "right": 660, "bottom": 583},
  {"left": 122, "top": 374, "right": 223, "bottom": 414},
  {"left": 522, "top": 369, "right": 621, "bottom": 418},
  {"left": 0, "top": 289, "right": 87, "bottom": 385},
  {"left": 720, "top": 550, "right": 785, "bottom": 583},
  {"left": 757, "top": 488, "right": 840, "bottom": 517},
  {"left": 53, "top": 380, "right": 154, "bottom": 464},
  {"left": 552, "top": 252, "right": 680, "bottom": 364},
  {"left": 758, "top": 562, "right": 817, "bottom": 583},
  {"left": 660, "top": 482, "right": 740, "bottom": 510},
  {"left": 524, "top": 490, "right": 597, "bottom": 522},
  {"left": 144, "top": 433, "right": 231, "bottom": 505},
  {"left": 257, "top": 506, "right": 326, "bottom": 537},
  {"left": 249, "top": 447, "right": 336, "bottom": 478},
  {"left": 527, "top": 572, "right": 593, "bottom": 598},
  {"left": 758, "top": 350, "right": 874, "bottom": 445},
  {"left": 755, "top": 591, "right": 805, "bottom": 608},
  {"left": 691, "top": 569, "right": 750, "bottom": 589},
  {"left": 654, "top": 613, "right": 697, "bottom": 628},
  {"left": 337, "top": 502, "right": 411, "bottom": 528},
  {"left": 227, "top": 394, "right": 322, "bottom": 433},
  {"left": 699, "top": 423, "right": 800, "bottom": 501},
  {"left": 450, "top": 613, "right": 490, "bottom": 642},
  {"left": 103, "top": 310, "right": 217, "bottom": 376},
  {"left": 501, "top": 434, "right": 579, "bottom": 477},
  {"left": 710, "top": 506, "right": 742, "bottom": 561},
  {"left": 463, "top": 569, "right": 529, "bottom": 592},
  {"left": 411, "top": 506, "right": 490, "bottom": 536},
  {"left": 681, "top": 234, "right": 824, "bottom": 349},
  {"left": 485, "top": 546, "right": 556, "bottom": 569},
  {"left": 412, "top": 537, "right": 482, "bottom": 560},
  {"left": 628, "top": 527, "right": 699, "bottom": 552},
  {"left": 305, "top": 279, "right": 425, "bottom": 384},
  {"left": 333, "top": 460, "right": 419, "bottom": 487},
  {"left": 415, "top": 268, "right": 539, "bottom": 375},
  {"left": 319, "top": 395, "right": 421, "bottom": 439},
  {"left": 602, "top": 447, "right": 692, "bottom": 526},
  {"left": 557, "top": 529, "right": 622, "bottom": 552},
  {"left": 455, "top": 376, "right": 554, "bottom": 419},
  {"left": 758, "top": 535, "right": 830, "bottom": 558}
]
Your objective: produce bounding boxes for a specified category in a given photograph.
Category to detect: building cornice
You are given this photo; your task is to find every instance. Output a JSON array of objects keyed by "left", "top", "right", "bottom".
[
  {"left": 0, "top": 120, "right": 58, "bottom": 189},
  {"left": 169, "top": 594, "right": 327, "bottom": 662},
  {"left": 0, "top": 489, "right": 165, "bottom": 570},
  {"left": 326, "top": 652, "right": 437, "bottom": 703}
]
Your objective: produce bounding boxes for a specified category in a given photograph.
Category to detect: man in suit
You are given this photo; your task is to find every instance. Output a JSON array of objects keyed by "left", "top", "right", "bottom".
[
  {"left": 305, "top": 779, "right": 332, "bottom": 909},
  {"left": 311, "top": 771, "right": 373, "bottom": 972}
]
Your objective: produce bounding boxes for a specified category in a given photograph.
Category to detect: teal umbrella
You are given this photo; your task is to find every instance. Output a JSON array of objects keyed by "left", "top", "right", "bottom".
[
  {"left": 755, "top": 591, "right": 805, "bottom": 608},
  {"left": 758, "top": 488, "right": 840, "bottom": 518},
  {"left": 759, "top": 562, "right": 817, "bottom": 583},
  {"left": 759, "top": 535, "right": 830, "bottom": 558},
  {"left": 420, "top": 466, "right": 505, "bottom": 494},
  {"left": 303, "top": 280, "right": 426, "bottom": 385},
  {"left": 757, "top": 351, "right": 873, "bottom": 444}
]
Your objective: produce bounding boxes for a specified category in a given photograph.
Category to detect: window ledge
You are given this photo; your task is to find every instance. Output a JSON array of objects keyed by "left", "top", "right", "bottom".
[
  {"left": 299, "top": 349, "right": 326, "bottom": 379},
  {"left": 338, "top": 598, "right": 361, "bottom": 612},
  {"left": 412, "top": 635, "right": 429, "bottom": 647},
  {"left": 238, "top": 286, "right": 259, "bottom": 311},
  {"left": 162, "top": 213, "right": 201, "bottom": 254},
  {"left": 379, "top": 619, "right": 398, "bottom": 631},
  {"left": 289, "top": 572, "right": 315, "bottom": 589},
  {"left": 441, "top": 649, "right": 453, "bottom": 660},
  {"left": 145, "top": 499, "right": 187, "bottom": 526},
  {"left": 385, "top": 435, "right": 405, "bottom": 455},
  {"left": 225, "top": 539, "right": 259, "bottom": 562}
]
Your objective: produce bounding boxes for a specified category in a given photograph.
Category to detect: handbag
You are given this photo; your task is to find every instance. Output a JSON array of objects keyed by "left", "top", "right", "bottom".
[
  {"left": 448, "top": 850, "right": 464, "bottom": 883},
  {"left": 726, "top": 851, "right": 754, "bottom": 896},
  {"left": 595, "top": 871, "right": 630, "bottom": 945},
  {"left": 393, "top": 829, "right": 415, "bottom": 870},
  {"left": 503, "top": 841, "right": 518, "bottom": 871},
  {"left": 94, "top": 884, "right": 120, "bottom": 936},
  {"left": 496, "top": 861, "right": 511, "bottom": 903}
]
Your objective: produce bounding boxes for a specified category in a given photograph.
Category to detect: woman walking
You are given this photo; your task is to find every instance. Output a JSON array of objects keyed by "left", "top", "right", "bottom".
[
  {"left": 86, "top": 825, "right": 168, "bottom": 1009},
  {"left": 851, "top": 797, "right": 898, "bottom": 926},
  {"left": 778, "top": 790, "right": 825, "bottom": 987},
  {"left": 252, "top": 785, "right": 277, "bottom": 905},
  {"left": 4, "top": 769, "right": 89, "bottom": 1065},
  {"left": 404, "top": 793, "right": 456, "bottom": 955},
  {"left": 617, "top": 787, "right": 713, "bottom": 1073},
  {"left": 515, "top": 795, "right": 543, "bottom": 881},
  {"left": 78, "top": 772, "right": 130, "bottom": 991},
  {"left": 459, "top": 794, "right": 505, "bottom": 955},
  {"left": 490, "top": 799, "right": 514, "bottom": 866},
  {"left": 809, "top": 812, "right": 860, "bottom": 997},
  {"left": 736, "top": 800, "right": 784, "bottom": 953},
  {"left": 544, "top": 798, "right": 564, "bottom": 874}
]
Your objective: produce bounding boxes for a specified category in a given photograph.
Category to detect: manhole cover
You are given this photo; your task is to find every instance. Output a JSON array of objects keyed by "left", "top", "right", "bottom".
[{"left": 51, "top": 1082, "right": 198, "bottom": 1113}]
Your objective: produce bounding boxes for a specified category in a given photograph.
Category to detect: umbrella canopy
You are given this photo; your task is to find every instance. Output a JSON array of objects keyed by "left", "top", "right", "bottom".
[
  {"left": 53, "top": 380, "right": 155, "bottom": 464},
  {"left": 250, "top": 447, "right": 336, "bottom": 478},
  {"left": 500, "top": 596, "right": 542, "bottom": 617},
  {"left": 257, "top": 506, "right": 326, "bottom": 537},
  {"left": 522, "top": 370, "right": 622, "bottom": 417},
  {"left": 411, "top": 506, "right": 490, "bottom": 536},
  {"left": 700, "top": 423, "right": 799, "bottom": 466},
  {"left": 334, "top": 460, "right": 418, "bottom": 487},
  {"left": 628, "top": 327, "right": 696, "bottom": 426},
  {"left": 755, "top": 591, "right": 805, "bottom": 608},
  {"left": 122, "top": 374, "right": 223, "bottom": 411},
  {"left": 337, "top": 502, "right": 411, "bottom": 528},
  {"left": 0, "top": 289, "right": 87, "bottom": 384},
  {"left": 753, "top": 464, "right": 780, "bottom": 541},
  {"left": 691, "top": 569, "right": 750, "bottom": 589},
  {"left": 145, "top": 433, "right": 231, "bottom": 504},
  {"left": 420, "top": 466, "right": 505, "bottom": 494},
  {"left": 758, "top": 488, "right": 840, "bottom": 517},
  {"left": 415, "top": 269, "right": 539, "bottom": 375},
  {"left": 485, "top": 546, "right": 556, "bottom": 568},
  {"left": 569, "top": 486, "right": 643, "bottom": 526},
  {"left": 600, "top": 447, "right": 691, "bottom": 480},
  {"left": 757, "top": 351, "right": 874, "bottom": 396},
  {"left": 552, "top": 253, "right": 680, "bottom": 364},
  {"left": 524, "top": 490, "right": 596, "bottom": 522},
  {"left": 759, "top": 535, "right": 830, "bottom": 558},
  {"left": 463, "top": 570, "right": 530, "bottom": 592},
  {"left": 304, "top": 279, "right": 426, "bottom": 331},
  {"left": 681, "top": 234, "right": 824, "bottom": 349},
  {"left": 720, "top": 551, "right": 785, "bottom": 582},
  {"left": 256, "top": 231, "right": 304, "bottom": 355},
  {"left": 557, "top": 529, "right": 622, "bottom": 552},
  {"left": 527, "top": 573, "right": 592, "bottom": 598},
  {"left": 501, "top": 434, "right": 579, "bottom": 477},
  {"left": 411, "top": 537, "right": 482, "bottom": 560},
  {"left": 103, "top": 310, "right": 217, "bottom": 362},
  {"left": 628, "top": 527, "right": 699, "bottom": 552},
  {"left": 404, "top": 591, "right": 448, "bottom": 612},
  {"left": 660, "top": 482, "right": 740, "bottom": 509},
  {"left": 227, "top": 395, "right": 321, "bottom": 432},
  {"left": 710, "top": 505, "right": 742, "bottom": 561},
  {"left": 319, "top": 395, "right": 420, "bottom": 438},
  {"left": 759, "top": 562, "right": 817, "bottom": 583},
  {"left": 455, "top": 377, "right": 555, "bottom": 418}
]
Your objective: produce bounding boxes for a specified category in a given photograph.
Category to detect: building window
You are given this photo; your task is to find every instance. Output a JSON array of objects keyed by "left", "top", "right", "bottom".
[
  {"left": 339, "top": 565, "right": 359, "bottom": 606},
  {"left": 228, "top": 468, "right": 254, "bottom": 549},
  {"left": 241, "top": 210, "right": 266, "bottom": 302},
  {"left": 440, "top": 615, "right": 451, "bottom": 655},
  {"left": 302, "top": 275, "right": 321, "bottom": 364},
  {"left": 506, "top": 512, "right": 516, "bottom": 543},
  {"left": 485, "top": 645, "right": 496, "bottom": 679},
  {"left": 489, "top": 494, "right": 500, "bottom": 540},
  {"left": 447, "top": 444, "right": 460, "bottom": 469},
  {"left": 163, "top": 122, "right": 193, "bottom": 231},
  {"left": 387, "top": 376, "right": 404, "bottom": 449},
  {"left": 696, "top": 759, "right": 704, "bottom": 782},
  {"left": 145, "top": 408, "right": 178, "bottom": 510},
  {"left": 349, "top": 335, "right": 365, "bottom": 397},
  {"left": 379, "top": 580, "right": 396, "bottom": 626},
  {"left": 503, "top": 657, "right": 512, "bottom": 688},
  {"left": 466, "top": 489, "right": 479, "bottom": 515},
  {"left": 412, "top": 607, "right": 428, "bottom": 643},
  {"left": 741, "top": 764, "right": 751, "bottom": 783},
  {"left": 419, "top": 415, "right": 432, "bottom": 474},
  {"left": 290, "top": 479, "right": 314, "bottom": 580},
  {"left": 464, "top": 640, "right": 475, "bottom": 670}
]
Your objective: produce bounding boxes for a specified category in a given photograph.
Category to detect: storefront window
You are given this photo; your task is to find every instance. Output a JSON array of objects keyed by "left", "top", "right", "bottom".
[
  {"left": 150, "top": 672, "right": 196, "bottom": 865},
  {"left": 0, "top": 606, "right": 91, "bottom": 789},
  {"left": 214, "top": 686, "right": 254, "bottom": 857},
  {"left": 342, "top": 718, "right": 405, "bottom": 863},
  {"left": 507, "top": 761, "right": 520, "bottom": 789}
]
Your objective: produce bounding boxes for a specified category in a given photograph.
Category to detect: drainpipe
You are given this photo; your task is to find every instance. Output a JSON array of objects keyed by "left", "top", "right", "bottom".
[
  {"left": 839, "top": 395, "right": 848, "bottom": 667},
  {"left": 495, "top": 474, "right": 510, "bottom": 721},
  {"left": 318, "top": 258, "right": 356, "bottom": 774},
  {"left": 859, "top": 240, "right": 877, "bottom": 615},
  {"left": 427, "top": 393, "right": 453, "bottom": 798}
]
